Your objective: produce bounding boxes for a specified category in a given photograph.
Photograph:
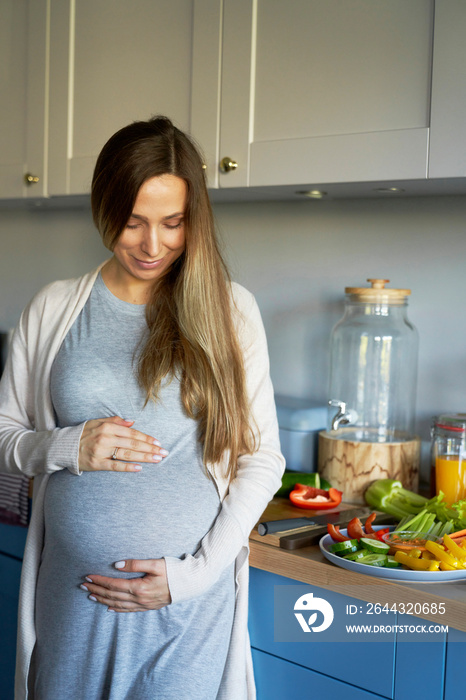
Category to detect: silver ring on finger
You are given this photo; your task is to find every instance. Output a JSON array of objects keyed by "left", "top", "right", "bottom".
[{"left": 112, "top": 447, "right": 119, "bottom": 460}]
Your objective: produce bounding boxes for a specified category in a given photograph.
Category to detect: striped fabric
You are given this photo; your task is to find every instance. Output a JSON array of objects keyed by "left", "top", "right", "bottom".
[
  {"left": 0, "top": 473, "right": 30, "bottom": 526},
  {"left": 0, "top": 330, "right": 30, "bottom": 526}
]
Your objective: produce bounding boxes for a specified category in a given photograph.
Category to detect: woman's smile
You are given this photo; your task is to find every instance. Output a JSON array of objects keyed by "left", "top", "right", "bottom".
[{"left": 133, "top": 256, "right": 166, "bottom": 269}]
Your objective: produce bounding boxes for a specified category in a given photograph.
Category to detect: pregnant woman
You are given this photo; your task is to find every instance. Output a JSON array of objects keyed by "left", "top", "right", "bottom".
[{"left": 0, "top": 116, "right": 285, "bottom": 700}]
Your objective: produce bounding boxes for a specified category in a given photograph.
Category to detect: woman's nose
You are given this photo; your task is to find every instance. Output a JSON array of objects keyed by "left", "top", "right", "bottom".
[{"left": 141, "top": 227, "right": 162, "bottom": 258}]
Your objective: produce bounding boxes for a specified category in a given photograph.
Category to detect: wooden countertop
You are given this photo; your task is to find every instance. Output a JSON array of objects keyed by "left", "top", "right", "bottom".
[{"left": 249, "top": 498, "right": 466, "bottom": 633}]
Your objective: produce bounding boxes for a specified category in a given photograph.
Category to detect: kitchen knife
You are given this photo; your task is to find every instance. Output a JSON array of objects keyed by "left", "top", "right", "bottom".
[{"left": 258, "top": 507, "right": 371, "bottom": 535}]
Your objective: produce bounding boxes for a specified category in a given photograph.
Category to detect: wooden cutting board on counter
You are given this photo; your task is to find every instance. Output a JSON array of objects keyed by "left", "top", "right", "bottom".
[{"left": 251, "top": 498, "right": 397, "bottom": 550}]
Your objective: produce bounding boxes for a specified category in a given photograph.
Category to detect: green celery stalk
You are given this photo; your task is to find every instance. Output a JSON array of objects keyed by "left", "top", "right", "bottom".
[
  {"left": 439, "top": 521, "right": 454, "bottom": 536},
  {"left": 415, "top": 512, "right": 431, "bottom": 533},
  {"left": 424, "top": 514, "right": 436, "bottom": 533},
  {"left": 428, "top": 521, "right": 442, "bottom": 537},
  {"left": 396, "top": 510, "right": 426, "bottom": 532},
  {"left": 396, "top": 488, "right": 429, "bottom": 507},
  {"left": 397, "top": 515, "right": 410, "bottom": 530},
  {"left": 365, "top": 479, "right": 428, "bottom": 520}
]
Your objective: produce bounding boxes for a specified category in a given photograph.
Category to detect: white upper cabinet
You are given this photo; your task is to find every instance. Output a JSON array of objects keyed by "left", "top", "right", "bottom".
[
  {"left": 0, "top": 0, "right": 48, "bottom": 199},
  {"left": 0, "top": 0, "right": 222, "bottom": 200},
  {"left": 217, "top": 0, "right": 434, "bottom": 188},
  {"left": 3, "top": 0, "right": 466, "bottom": 201},
  {"left": 48, "top": 0, "right": 195, "bottom": 195}
]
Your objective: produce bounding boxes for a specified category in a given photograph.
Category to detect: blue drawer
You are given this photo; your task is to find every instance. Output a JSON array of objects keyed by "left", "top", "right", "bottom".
[
  {"left": 252, "top": 648, "right": 382, "bottom": 700},
  {"left": 249, "top": 568, "right": 395, "bottom": 698}
]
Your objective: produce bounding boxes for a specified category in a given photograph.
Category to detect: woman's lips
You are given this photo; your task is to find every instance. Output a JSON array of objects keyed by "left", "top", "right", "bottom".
[{"left": 133, "top": 257, "right": 165, "bottom": 269}]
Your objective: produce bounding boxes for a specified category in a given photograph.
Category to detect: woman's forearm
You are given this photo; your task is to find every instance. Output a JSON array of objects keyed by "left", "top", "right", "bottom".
[
  {"left": 0, "top": 419, "right": 85, "bottom": 477},
  {"left": 0, "top": 323, "right": 85, "bottom": 477}
]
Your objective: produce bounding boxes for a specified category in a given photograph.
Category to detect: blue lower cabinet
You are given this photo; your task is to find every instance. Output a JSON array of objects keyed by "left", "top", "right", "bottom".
[
  {"left": 249, "top": 567, "right": 466, "bottom": 700},
  {"left": 444, "top": 628, "right": 466, "bottom": 700},
  {"left": 249, "top": 568, "right": 395, "bottom": 698},
  {"left": 0, "top": 522, "right": 28, "bottom": 559},
  {"left": 251, "top": 647, "right": 384, "bottom": 700},
  {"left": 0, "top": 554, "right": 22, "bottom": 700}
]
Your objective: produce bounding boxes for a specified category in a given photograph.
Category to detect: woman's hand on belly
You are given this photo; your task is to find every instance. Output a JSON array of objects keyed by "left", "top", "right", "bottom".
[
  {"left": 78, "top": 416, "right": 168, "bottom": 472},
  {"left": 81, "top": 558, "right": 171, "bottom": 611}
]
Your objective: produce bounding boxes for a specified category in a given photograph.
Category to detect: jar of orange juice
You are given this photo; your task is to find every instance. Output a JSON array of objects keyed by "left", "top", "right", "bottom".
[{"left": 431, "top": 414, "right": 466, "bottom": 505}]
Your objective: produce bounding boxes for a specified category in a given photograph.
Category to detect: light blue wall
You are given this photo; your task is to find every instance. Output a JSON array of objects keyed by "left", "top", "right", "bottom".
[
  {"left": 0, "top": 206, "right": 106, "bottom": 327},
  {"left": 1, "top": 194, "right": 465, "bottom": 480}
]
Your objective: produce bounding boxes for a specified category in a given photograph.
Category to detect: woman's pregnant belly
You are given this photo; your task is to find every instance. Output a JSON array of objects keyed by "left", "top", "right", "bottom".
[{"left": 41, "top": 457, "right": 221, "bottom": 580}]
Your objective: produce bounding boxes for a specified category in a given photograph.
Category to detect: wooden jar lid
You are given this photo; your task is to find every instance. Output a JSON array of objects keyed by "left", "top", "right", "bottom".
[{"left": 345, "top": 278, "right": 411, "bottom": 302}]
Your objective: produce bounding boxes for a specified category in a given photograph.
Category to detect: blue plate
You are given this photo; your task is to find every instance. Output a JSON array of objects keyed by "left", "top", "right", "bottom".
[{"left": 319, "top": 525, "right": 466, "bottom": 583}]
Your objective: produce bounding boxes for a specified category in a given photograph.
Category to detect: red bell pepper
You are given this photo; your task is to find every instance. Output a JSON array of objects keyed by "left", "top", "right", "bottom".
[
  {"left": 347, "top": 517, "right": 366, "bottom": 539},
  {"left": 327, "top": 513, "right": 381, "bottom": 542},
  {"left": 364, "top": 513, "right": 377, "bottom": 534},
  {"left": 289, "top": 484, "right": 343, "bottom": 510},
  {"left": 327, "top": 524, "right": 351, "bottom": 541},
  {"left": 375, "top": 527, "right": 390, "bottom": 542}
]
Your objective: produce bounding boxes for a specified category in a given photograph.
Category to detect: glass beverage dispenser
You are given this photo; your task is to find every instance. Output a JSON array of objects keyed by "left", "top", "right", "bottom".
[{"left": 318, "top": 279, "right": 420, "bottom": 504}]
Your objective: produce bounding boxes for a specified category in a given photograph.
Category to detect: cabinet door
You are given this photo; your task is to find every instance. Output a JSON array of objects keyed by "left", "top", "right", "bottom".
[
  {"left": 48, "top": 0, "right": 197, "bottom": 196},
  {"left": 444, "top": 628, "right": 466, "bottom": 700},
  {"left": 252, "top": 648, "right": 381, "bottom": 700},
  {"left": 249, "top": 568, "right": 395, "bottom": 698},
  {"left": 0, "top": 523, "right": 28, "bottom": 559},
  {"left": 191, "top": 0, "right": 223, "bottom": 189},
  {"left": 219, "top": 0, "right": 433, "bottom": 188},
  {"left": 0, "top": 0, "right": 48, "bottom": 199},
  {"left": 429, "top": 0, "right": 466, "bottom": 177},
  {"left": 0, "top": 555, "right": 22, "bottom": 700},
  {"left": 393, "top": 614, "right": 446, "bottom": 700}
]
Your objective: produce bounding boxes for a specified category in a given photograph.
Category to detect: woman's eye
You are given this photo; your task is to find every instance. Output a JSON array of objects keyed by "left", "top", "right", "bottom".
[
  {"left": 165, "top": 221, "right": 183, "bottom": 230},
  {"left": 126, "top": 223, "right": 140, "bottom": 230}
]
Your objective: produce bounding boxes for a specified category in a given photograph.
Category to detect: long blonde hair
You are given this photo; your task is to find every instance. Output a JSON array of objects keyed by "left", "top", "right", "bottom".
[{"left": 91, "top": 116, "right": 256, "bottom": 479}]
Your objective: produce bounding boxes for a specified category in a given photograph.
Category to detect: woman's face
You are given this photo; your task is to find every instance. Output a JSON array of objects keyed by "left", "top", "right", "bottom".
[{"left": 112, "top": 174, "right": 187, "bottom": 291}]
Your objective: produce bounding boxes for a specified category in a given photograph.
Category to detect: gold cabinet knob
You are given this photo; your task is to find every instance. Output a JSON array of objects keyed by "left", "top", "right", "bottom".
[
  {"left": 219, "top": 157, "right": 238, "bottom": 173},
  {"left": 24, "top": 173, "right": 40, "bottom": 185}
]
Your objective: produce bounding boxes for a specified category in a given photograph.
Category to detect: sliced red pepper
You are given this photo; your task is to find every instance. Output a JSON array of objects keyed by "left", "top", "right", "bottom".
[
  {"left": 347, "top": 517, "right": 378, "bottom": 540},
  {"left": 327, "top": 524, "right": 351, "bottom": 542},
  {"left": 365, "top": 513, "right": 377, "bottom": 534},
  {"left": 375, "top": 527, "right": 390, "bottom": 542},
  {"left": 289, "top": 484, "right": 343, "bottom": 510},
  {"left": 347, "top": 517, "right": 366, "bottom": 539}
]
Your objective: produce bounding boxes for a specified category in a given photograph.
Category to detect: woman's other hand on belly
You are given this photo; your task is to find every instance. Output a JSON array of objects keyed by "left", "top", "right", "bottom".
[
  {"left": 80, "top": 558, "right": 171, "bottom": 611},
  {"left": 78, "top": 416, "right": 169, "bottom": 472}
]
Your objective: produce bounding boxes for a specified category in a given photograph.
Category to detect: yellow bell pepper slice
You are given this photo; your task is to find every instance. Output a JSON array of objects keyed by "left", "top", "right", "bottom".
[
  {"left": 421, "top": 550, "right": 436, "bottom": 560},
  {"left": 394, "top": 551, "right": 440, "bottom": 571},
  {"left": 439, "top": 561, "right": 456, "bottom": 571},
  {"left": 407, "top": 548, "right": 422, "bottom": 559},
  {"left": 444, "top": 534, "right": 466, "bottom": 561},
  {"left": 425, "top": 540, "right": 466, "bottom": 569}
]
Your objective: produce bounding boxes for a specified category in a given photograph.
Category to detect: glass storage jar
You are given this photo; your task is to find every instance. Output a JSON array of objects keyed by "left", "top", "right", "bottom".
[
  {"left": 431, "top": 414, "right": 466, "bottom": 505},
  {"left": 318, "top": 279, "right": 420, "bottom": 503}
]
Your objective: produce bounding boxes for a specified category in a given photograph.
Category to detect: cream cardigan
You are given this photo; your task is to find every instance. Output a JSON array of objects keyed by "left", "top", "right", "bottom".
[{"left": 0, "top": 262, "right": 285, "bottom": 700}]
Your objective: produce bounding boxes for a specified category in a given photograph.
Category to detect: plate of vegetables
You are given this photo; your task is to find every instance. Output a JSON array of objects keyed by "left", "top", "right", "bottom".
[{"left": 319, "top": 513, "right": 466, "bottom": 582}]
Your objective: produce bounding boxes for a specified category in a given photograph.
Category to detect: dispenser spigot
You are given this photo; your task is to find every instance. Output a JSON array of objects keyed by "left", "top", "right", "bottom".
[{"left": 328, "top": 399, "right": 358, "bottom": 431}]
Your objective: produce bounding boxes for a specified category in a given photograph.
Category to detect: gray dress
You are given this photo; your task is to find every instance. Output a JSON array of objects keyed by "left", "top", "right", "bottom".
[{"left": 34, "top": 273, "right": 235, "bottom": 700}]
